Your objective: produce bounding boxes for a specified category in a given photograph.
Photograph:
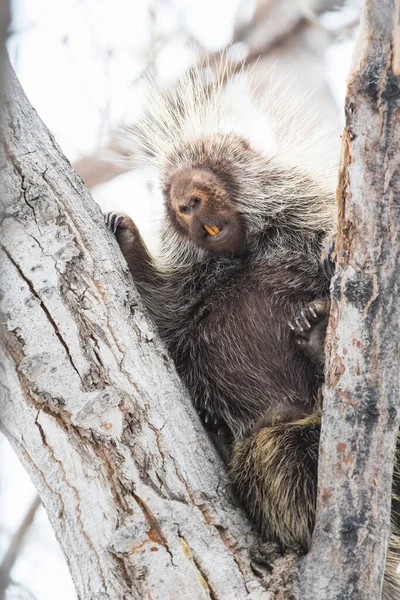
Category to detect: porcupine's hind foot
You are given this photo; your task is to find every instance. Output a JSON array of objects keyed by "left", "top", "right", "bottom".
[
  {"left": 249, "top": 539, "right": 302, "bottom": 568},
  {"left": 249, "top": 540, "right": 283, "bottom": 565},
  {"left": 288, "top": 240, "right": 335, "bottom": 365},
  {"left": 104, "top": 211, "right": 156, "bottom": 285},
  {"left": 288, "top": 298, "right": 331, "bottom": 365}
]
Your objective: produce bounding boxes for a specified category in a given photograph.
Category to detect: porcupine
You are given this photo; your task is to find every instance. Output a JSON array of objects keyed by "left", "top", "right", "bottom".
[{"left": 105, "top": 66, "right": 400, "bottom": 596}]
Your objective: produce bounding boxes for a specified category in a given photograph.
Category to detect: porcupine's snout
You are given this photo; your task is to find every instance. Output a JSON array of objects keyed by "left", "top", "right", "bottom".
[{"left": 166, "top": 166, "right": 245, "bottom": 254}]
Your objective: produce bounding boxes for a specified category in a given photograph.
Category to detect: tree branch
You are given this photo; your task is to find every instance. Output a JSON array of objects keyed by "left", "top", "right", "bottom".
[
  {"left": 0, "top": 58, "right": 272, "bottom": 599},
  {"left": 296, "top": 0, "right": 400, "bottom": 597}
]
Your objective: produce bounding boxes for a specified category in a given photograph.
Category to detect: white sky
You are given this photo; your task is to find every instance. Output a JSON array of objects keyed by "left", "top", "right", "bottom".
[{"left": 8, "top": 0, "right": 246, "bottom": 160}]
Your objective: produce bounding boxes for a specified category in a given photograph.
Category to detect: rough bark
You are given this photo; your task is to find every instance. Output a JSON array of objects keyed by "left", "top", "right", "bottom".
[
  {"left": 0, "top": 60, "right": 275, "bottom": 600},
  {"left": 296, "top": 0, "right": 400, "bottom": 598}
]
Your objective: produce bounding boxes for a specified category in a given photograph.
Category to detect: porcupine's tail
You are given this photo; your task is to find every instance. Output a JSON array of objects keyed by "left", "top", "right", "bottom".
[{"left": 231, "top": 412, "right": 400, "bottom": 598}]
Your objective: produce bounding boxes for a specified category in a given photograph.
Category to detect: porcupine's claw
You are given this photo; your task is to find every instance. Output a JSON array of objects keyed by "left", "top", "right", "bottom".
[
  {"left": 288, "top": 299, "right": 331, "bottom": 365},
  {"left": 322, "top": 241, "right": 336, "bottom": 280},
  {"left": 104, "top": 211, "right": 138, "bottom": 236},
  {"left": 104, "top": 212, "right": 125, "bottom": 233}
]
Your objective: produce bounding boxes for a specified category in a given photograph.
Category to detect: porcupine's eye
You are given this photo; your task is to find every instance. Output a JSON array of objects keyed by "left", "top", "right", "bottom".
[{"left": 178, "top": 196, "right": 201, "bottom": 215}]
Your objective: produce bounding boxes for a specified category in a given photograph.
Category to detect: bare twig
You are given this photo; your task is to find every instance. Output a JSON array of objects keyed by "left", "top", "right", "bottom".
[
  {"left": 0, "top": 496, "right": 41, "bottom": 599},
  {"left": 73, "top": 0, "right": 347, "bottom": 191}
]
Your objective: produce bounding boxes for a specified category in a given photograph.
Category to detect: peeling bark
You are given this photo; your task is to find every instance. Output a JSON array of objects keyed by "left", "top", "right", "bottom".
[
  {"left": 0, "top": 60, "right": 274, "bottom": 599},
  {"left": 296, "top": 0, "right": 400, "bottom": 598}
]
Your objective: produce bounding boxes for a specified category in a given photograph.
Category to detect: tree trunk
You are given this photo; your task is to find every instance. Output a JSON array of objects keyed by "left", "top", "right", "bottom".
[
  {"left": 0, "top": 59, "right": 272, "bottom": 600},
  {"left": 296, "top": 0, "right": 400, "bottom": 597},
  {"left": 3, "top": 0, "right": 398, "bottom": 596},
  {"left": 0, "top": 0, "right": 10, "bottom": 111}
]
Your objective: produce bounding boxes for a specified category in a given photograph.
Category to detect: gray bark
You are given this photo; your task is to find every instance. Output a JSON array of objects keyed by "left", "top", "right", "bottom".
[
  {"left": 0, "top": 59, "right": 272, "bottom": 600},
  {"left": 296, "top": 0, "right": 400, "bottom": 597}
]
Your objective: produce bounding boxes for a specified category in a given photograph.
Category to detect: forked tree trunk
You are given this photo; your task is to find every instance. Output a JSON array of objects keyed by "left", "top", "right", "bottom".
[
  {"left": 1, "top": 0, "right": 399, "bottom": 597},
  {"left": 297, "top": 0, "right": 400, "bottom": 598},
  {"left": 0, "top": 60, "right": 273, "bottom": 600}
]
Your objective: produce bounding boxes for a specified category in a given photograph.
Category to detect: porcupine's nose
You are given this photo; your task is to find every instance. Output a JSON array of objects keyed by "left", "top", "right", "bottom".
[{"left": 178, "top": 195, "right": 201, "bottom": 215}]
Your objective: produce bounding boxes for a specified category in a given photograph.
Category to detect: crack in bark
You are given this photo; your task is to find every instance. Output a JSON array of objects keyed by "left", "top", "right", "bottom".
[
  {"left": 148, "top": 422, "right": 166, "bottom": 466},
  {"left": 131, "top": 491, "right": 177, "bottom": 567},
  {"left": 2, "top": 245, "right": 82, "bottom": 380},
  {"left": 21, "top": 174, "right": 40, "bottom": 230},
  {"left": 179, "top": 535, "right": 217, "bottom": 600},
  {"left": 1, "top": 130, "right": 42, "bottom": 232},
  {"left": 170, "top": 452, "right": 257, "bottom": 593},
  {"left": 34, "top": 415, "right": 110, "bottom": 595},
  {"left": 89, "top": 333, "right": 105, "bottom": 370},
  {"left": 4, "top": 426, "right": 66, "bottom": 520}
]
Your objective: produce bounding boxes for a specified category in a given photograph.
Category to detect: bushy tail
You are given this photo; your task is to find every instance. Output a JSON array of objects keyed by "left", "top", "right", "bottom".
[
  {"left": 230, "top": 412, "right": 400, "bottom": 596},
  {"left": 383, "top": 536, "right": 400, "bottom": 600},
  {"left": 230, "top": 413, "right": 320, "bottom": 550}
]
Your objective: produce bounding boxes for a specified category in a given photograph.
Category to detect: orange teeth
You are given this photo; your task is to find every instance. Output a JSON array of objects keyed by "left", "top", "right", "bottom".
[{"left": 204, "top": 225, "right": 220, "bottom": 236}]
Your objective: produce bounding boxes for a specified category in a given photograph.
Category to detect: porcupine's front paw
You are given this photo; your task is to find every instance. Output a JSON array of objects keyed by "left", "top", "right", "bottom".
[
  {"left": 104, "top": 211, "right": 138, "bottom": 236},
  {"left": 288, "top": 299, "right": 331, "bottom": 365},
  {"left": 104, "top": 211, "right": 143, "bottom": 263}
]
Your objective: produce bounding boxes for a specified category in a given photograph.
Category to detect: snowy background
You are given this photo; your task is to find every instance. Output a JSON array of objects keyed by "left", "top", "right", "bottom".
[{"left": 2, "top": 0, "right": 360, "bottom": 598}]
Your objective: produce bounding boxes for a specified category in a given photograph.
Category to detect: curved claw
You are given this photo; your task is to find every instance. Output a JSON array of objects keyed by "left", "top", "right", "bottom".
[
  {"left": 300, "top": 310, "right": 311, "bottom": 329},
  {"left": 309, "top": 305, "right": 317, "bottom": 319},
  {"left": 322, "top": 240, "right": 336, "bottom": 280},
  {"left": 322, "top": 256, "right": 333, "bottom": 280},
  {"left": 104, "top": 212, "right": 125, "bottom": 234},
  {"left": 105, "top": 212, "right": 116, "bottom": 229},
  {"left": 113, "top": 215, "right": 123, "bottom": 233}
]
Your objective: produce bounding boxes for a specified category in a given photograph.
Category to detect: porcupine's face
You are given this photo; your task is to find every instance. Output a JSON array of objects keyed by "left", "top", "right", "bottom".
[{"left": 165, "top": 166, "right": 246, "bottom": 255}]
